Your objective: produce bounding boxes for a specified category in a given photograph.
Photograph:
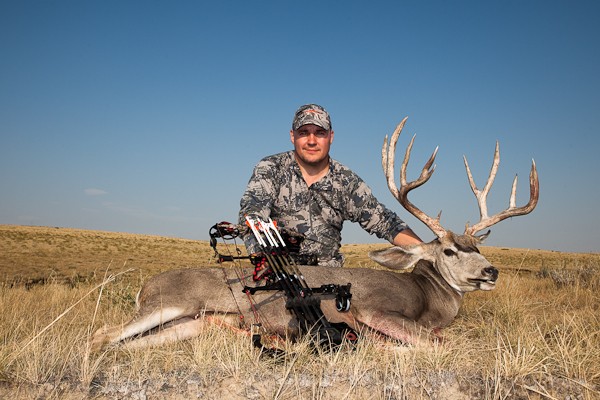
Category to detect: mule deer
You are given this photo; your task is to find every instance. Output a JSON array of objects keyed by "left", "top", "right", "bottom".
[{"left": 91, "top": 117, "right": 538, "bottom": 350}]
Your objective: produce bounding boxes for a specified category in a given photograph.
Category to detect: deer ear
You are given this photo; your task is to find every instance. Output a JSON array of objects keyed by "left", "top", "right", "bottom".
[{"left": 369, "top": 246, "right": 426, "bottom": 270}]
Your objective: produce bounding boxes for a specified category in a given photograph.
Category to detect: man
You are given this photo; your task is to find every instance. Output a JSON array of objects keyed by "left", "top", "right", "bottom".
[{"left": 239, "top": 104, "right": 422, "bottom": 268}]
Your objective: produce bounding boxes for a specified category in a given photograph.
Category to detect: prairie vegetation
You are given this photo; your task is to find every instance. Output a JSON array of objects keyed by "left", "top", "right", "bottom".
[{"left": 0, "top": 224, "right": 599, "bottom": 399}]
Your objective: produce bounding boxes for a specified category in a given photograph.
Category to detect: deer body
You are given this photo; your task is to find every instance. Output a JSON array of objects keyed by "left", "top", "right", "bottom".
[
  {"left": 91, "top": 117, "right": 537, "bottom": 351},
  {"left": 91, "top": 232, "right": 496, "bottom": 350}
]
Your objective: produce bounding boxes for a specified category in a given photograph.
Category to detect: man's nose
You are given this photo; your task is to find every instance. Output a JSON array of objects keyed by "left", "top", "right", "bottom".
[{"left": 306, "top": 133, "right": 318, "bottom": 142}]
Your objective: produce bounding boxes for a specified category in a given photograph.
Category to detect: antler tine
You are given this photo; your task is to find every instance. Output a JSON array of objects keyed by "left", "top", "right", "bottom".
[
  {"left": 463, "top": 141, "right": 500, "bottom": 224},
  {"left": 382, "top": 117, "right": 447, "bottom": 238},
  {"left": 464, "top": 142, "right": 539, "bottom": 236},
  {"left": 381, "top": 117, "right": 407, "bottom": 199}
]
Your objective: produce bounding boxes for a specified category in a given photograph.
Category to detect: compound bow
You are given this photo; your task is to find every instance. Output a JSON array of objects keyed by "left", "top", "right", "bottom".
[{"left": 209, "top": 217, "right": 358, "bottom": 351}]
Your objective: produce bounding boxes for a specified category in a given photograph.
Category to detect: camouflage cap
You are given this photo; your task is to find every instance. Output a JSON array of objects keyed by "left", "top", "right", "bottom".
[{"left": 292, "top": 104, "right": 332, "bottom": 131}]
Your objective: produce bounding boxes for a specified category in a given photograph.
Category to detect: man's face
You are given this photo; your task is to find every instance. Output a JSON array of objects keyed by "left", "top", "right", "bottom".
[{"left": 290, "top": 124, "right": 334, "bottom": 167}]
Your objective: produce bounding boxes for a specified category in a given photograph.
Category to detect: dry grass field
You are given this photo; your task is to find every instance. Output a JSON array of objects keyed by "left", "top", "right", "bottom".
[{"left": 0, "top": 224, "right": 599, "bottom": 399}]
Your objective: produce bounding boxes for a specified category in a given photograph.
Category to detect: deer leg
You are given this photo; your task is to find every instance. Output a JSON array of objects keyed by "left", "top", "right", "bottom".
[
  {"left": 90, "top": 323, "right": 126, "bottom": 352},
  {"left": 121, "top": 316, "right": 204, "bottom": 349},
  {"left": 359, "top": 312, "right": 437, "bottom": 346},
  {"left": 90, "top": 306, "right": 190, "bottom": 351},
  {"left": 121, "top": 313, "right": 242, "bottom": 349}
]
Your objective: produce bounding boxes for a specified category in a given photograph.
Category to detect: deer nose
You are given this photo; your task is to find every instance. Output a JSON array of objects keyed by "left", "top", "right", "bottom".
[{"left": 484, "top": 266, "right": 499, "bottom": 280}]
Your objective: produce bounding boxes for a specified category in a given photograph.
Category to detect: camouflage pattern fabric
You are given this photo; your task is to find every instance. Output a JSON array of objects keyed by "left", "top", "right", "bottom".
[
  {"left": 292, "top": 104, "right": 332, "bottom": 131},
  {"left": 239, "top": 151, "right": 410, "bottom": 267}
]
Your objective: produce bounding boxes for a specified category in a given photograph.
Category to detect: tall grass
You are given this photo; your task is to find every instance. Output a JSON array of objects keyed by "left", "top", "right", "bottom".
[
  {"left": 1, "top": 260, "right": 599, "bottom": 399},
  {"left": 0, "top": 225, "right": 598, "bottom": 398}
]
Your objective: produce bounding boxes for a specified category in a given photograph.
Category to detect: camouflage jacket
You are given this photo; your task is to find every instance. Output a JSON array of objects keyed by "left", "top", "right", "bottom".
[{"left": 239, "top": 151, "right": 410, "bottom": 267}]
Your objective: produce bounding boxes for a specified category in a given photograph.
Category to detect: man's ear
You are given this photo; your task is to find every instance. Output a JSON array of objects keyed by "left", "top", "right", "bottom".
[
  {"left": 329, "top": 129, "right": 334, "bottom": 144},
  {"left": 289, "top": 129, "right": 295, "bottom": 144},
  {"left": 369, "top": 245, "right": 425, "bottom": 270}
]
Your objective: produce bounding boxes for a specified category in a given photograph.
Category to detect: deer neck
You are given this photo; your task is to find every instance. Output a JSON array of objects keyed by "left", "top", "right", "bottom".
[{"left": 413, "top": 260, "right": 464, "bottom": 298}]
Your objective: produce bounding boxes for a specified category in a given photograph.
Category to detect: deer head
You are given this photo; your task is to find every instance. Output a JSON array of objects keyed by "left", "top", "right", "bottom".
[{"left": 369, "top": 117, "right": 539, "bottom": 292}]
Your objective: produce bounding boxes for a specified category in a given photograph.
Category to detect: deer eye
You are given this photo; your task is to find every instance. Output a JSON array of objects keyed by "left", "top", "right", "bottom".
[{"left": 443, "top": 248, "right": 457, "bottom": 257}]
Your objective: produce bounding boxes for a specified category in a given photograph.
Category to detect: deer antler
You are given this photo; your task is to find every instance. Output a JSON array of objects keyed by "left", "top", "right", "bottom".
[
  {"left": 463, "top": 142, "right": 539, "bottom": 235},
  {"left": 382, "top": 117, "right": 447, "bottom": 238}
]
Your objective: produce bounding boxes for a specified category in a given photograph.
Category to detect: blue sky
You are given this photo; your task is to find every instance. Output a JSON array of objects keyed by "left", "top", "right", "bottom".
[{"left": 1, "top": 1, "right": 598, "bottom": 253}]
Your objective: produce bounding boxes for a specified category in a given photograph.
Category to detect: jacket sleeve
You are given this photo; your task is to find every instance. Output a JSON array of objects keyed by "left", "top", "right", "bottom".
[
  {"left": 347, "top": 177, "right": 410, "bottom": 243},
  {"left": 238, "top": 158, "right": 279, "bottom": 254}
]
